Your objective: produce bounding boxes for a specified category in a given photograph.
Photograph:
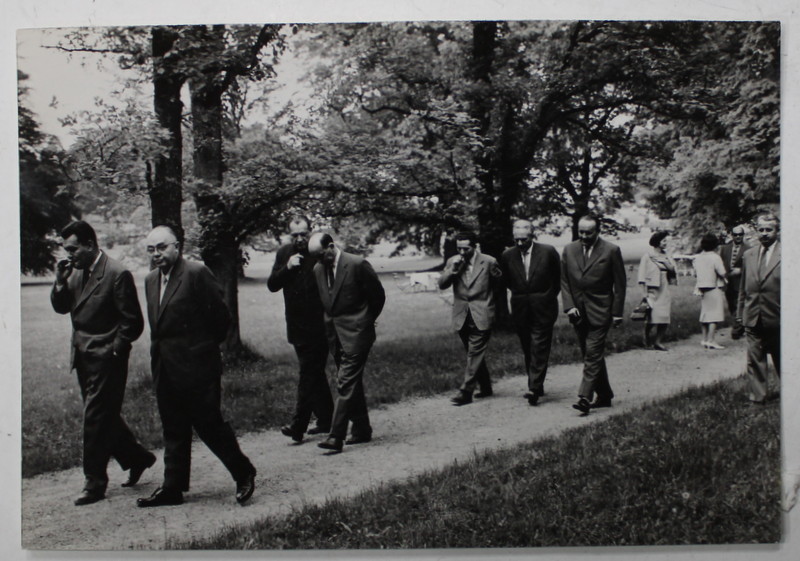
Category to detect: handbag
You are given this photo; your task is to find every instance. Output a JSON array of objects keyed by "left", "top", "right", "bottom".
[{"left": 630, "top": 298, "right": 651, "bottom": 322}]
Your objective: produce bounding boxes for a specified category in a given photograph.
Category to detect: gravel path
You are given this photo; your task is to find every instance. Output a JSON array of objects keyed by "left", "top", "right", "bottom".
[{"left": 22, "top": 332, "right": 748, "bottom": 550}]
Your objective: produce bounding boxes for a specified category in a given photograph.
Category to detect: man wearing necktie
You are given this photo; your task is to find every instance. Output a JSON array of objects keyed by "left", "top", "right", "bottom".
[
  {"left": 720, "top": 225, "right": 751, "bottom": 316},
  {"left": 439, "top": 231, "right": 503, "bottom": 406},
  {"left": 137, "top": 224, "right": 256, "bottom": 507},
  {"left": 51, "top": 220, "right": 155, "bottom": 506},
  {"left": 267, "top": 215, "right": 334, "bottom": 443},
  {"left": 308, "top": 233, "right": 386, "bottom": 453},
  {"left": 500, "top": 219, "right": 561, "bottom": 406},
  {"left": 560, "top": 214, "right": 627, "bottom": 415},
  {"left": 736, "top": 212, "right": 781, "bottom": 404}
]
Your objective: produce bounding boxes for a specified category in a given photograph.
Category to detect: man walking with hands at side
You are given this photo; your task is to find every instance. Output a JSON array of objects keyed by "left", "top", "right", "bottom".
[
  {"left": 500, "top": 219, "right": 561, "bottom": 406},
  {"left": 51, "top": 220, "right": 155, "bottom": 506},
  {"left": 137, "top": 224, "right": 256, "bottom": 507},
  {"left": 560, "top": 214, "right": 627, "bottom": 415},
  {"left": 268, "top": 215, "right": 334, "bottom": 443}
]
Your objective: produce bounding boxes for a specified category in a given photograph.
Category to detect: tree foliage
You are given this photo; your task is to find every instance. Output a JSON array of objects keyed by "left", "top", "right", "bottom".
[{"left": 19, "top": 70, "right": 79, "bottom": 275}]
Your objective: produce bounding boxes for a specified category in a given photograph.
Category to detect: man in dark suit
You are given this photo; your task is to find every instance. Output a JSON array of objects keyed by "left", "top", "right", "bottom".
[
  {"left": 136, "top": 225, "right": 255, "bottom": 507},
  {"left": 51, "top": 220, "right": 155, "bottom": 506},
  {"left": 560, "top": 214, "right": 627, "bottom": 415},
  {"left": 438, "top": 231, "right": 503, "bottom": 406},
  {"left": 736, "top": 213, "right": 781, "bottom": 404},
  {"left": 720, "top": 225, "right": 751, "bottom": 316},
  {"left": 308, "top": 233, "right": 386, "bottom": 453},
  {"left": 267, "top": 215, "right": 334, "bottom": 443},
  {"left": 500, "top": 219, "right": 561, "bottom": 406}
]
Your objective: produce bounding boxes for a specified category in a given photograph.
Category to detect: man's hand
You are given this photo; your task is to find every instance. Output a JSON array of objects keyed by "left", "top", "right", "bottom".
[
  {"left": 612, "top": 316, "right": 623, "bottom": 328},
  {"left": 55, "top": 259, "right": 73, "bottom": 286},
  {"left": 566, "top": 308, "right": 581, "bottom": 320},
  {"left": 287, "top": 254, "right": 303, "bottom": 270},
  {"left": 729, "top": 267, "right": 741, "bottom": 277}
]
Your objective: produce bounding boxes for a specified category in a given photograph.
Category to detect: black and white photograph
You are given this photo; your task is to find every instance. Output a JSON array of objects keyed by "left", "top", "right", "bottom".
[{"left": 3, "top": 0, "right": 799, "bottom": 558}]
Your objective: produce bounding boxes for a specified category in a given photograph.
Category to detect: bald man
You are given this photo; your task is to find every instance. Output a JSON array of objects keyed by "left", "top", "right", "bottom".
[
  {"left": 500, "top": 219, "right": 561, "bottom": 406},
  {"left": 137, "top": 224, "right": 256, "bottom": 507},
  {"left": 308, "top": 233, "right": 385, "bottom": 453},
  {"left": 720, "top": 225, "right": 751, "bottom": 317}
]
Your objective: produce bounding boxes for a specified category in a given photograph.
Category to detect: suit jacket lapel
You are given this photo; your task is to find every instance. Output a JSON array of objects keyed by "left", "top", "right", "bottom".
[
  {"left": 528, "top": 243, "right": 544, "bottom": 285},
  {"left": 73, "top": 253, "right": 106, "bottom": 311},
  {"left": 509, "top": 247, "right": 525, "bottom": 285},
  {"left": 466, "top": 255, "right": 486, "bottom": 288},
  {"left": 157, "top": 258, "right": 184, "bottom": 323},
  {"left": 582, "top": 239, "right": 603, "bottom": 273},
  {"left": 761, "top": 243, "right": 780, "bottom": 282},
  {"left": 330, "top": 255, "right": 348, "bottom": 307},
  {"left": 146, "top": 272, "right": 160, "bottom": 328}
]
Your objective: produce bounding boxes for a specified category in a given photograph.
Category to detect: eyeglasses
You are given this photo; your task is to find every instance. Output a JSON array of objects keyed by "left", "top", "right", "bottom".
[{"left": 146, "top": 242, "right": 179, "bottom": 254}]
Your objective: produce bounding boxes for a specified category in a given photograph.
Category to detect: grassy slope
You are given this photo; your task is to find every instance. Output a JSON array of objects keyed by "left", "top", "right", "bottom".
[
  {"left": 178, "top": 378, "right": 780, "bottom": 549},
  {"left": 23, "top": 275, "right": 703, "bottom": 477}
]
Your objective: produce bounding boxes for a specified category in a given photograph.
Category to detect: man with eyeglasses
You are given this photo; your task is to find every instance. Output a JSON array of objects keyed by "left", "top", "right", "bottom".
[
  {"left": 51, "top": 220, "right": 155, "bottom": 505},
  {"left": 267, "top": 215, "right": 334, "bottom": 443},
  {"left": 736, "top": 213, "right": 781, "bottom": 404},
  {"left": 136, "top": 224, "right": 256, "bottom": 507},
  {"left": 720, "top": 225, "right": 751, "bottom": 317}
]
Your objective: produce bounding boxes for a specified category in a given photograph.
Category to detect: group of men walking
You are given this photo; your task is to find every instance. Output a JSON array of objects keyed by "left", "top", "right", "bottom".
[{"left": 50, "top": 211, "right": 780, "bottom": 508}]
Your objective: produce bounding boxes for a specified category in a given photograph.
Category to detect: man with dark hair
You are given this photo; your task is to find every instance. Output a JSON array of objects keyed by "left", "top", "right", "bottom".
[
  {"left": 268, "top": 215, "right": 334, "bottom": 443},
  {"left": 736, "top": 213, "right": 781, "bottom": 404},
  {"left": 51, "top": 220, "right": 155, "bottom": 506},
  {"left": 500, "top": 219, "right": 560, "bottom": 406},
  {"left": 560, "top": 214, "right": 627, "bottom": 415},
  {"left": 137, "top": 225, "right": 256, "bottom": 507},
  {"left": 439, "top": 230, "right": 502, "bottom": 406},
  {"left": 307, "top": 232, "right": 385, "bottom": 453},
  {"left": 720, "top": 225, "right": 751, "bottom": 316}
]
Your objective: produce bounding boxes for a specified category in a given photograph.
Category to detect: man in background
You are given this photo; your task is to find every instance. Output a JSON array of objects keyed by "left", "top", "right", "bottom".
[
  {"left": 308, "top": 233, "right": 386, "bottom": 453},
  {"left": 137, "top": 224, "right": 256, "bottom": 507},
  {"left": 267, "top": 215, "right": 334, "bottom": 443},
  {"left": 500, "top": 219, "right": 561, "bottom": 406},
  {"left": 51, "top": 220, "right": 155, "bottom": 506},
  {"left": 438, "top": 231, "right": 502, "bottom": 406},
  {"left": 720, "top": 225, "right": 751, "bottom": 317},
  {"left": 736, "top": 213, "right": 781, "bottom": 404},
  {"left": 560, "top": 214, "right": 627, "bottom": 415}
]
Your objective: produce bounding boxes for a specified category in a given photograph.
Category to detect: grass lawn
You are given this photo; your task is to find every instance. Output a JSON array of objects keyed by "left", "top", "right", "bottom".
[
  {"left": 174, "top": 376, "right": 781, "bottom": 549},
  {"left": 22, "top": 272, "right": 704, "bottom": 477}
]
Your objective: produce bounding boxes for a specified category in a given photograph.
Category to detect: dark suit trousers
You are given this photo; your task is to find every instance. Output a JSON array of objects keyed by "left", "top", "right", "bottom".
[
  {"left": 155, "top": 376, "right": 254, "bottom": 491},
  {"left": 516, "top": 323, "right": 553, "bottom": 395},
  {"left": 574, "top": 322, "right": 614, "bottom": 402},
  {"left": 329, "top": 343, "right": 373, "bottom": 440},
  {"left": 745, "top": 321, "right": 780, "bottom": 403},
  {"left": 724, "top": 285, "right": 739, "bottom": 317},
  {"left": 458, "top": 312, "right": 493, "bottom": 395},
  {"left": 291, "top": 340, "right": 334, "bottom": 432},
  {"left": 74, "top": 352, "right": 152, "bottom": 493}
]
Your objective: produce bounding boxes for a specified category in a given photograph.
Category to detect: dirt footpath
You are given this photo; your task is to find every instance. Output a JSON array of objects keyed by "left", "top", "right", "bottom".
[{"left": 22, "top": 333, "right": 748, "bottom": 550}]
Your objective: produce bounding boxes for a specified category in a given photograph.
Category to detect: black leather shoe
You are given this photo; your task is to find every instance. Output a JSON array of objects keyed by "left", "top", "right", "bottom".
[
  {"left": 345, "top": 434, "right": 372, "bottom": 445},
  {"left": 307, "top": 425, "right": 330, "bottom": 435},
  {"left": 474, "top": 390, "right": 493, "bottom": 398},
  {"left": 280, "top": 425, "right": 304, "bottom": 443},
  {"left": 136, "top": 487, "right": 184, "bottom": 508},
  {"left": 590, "top": 397, "right": 613, "bottom": 409},
  {"left": 572, "top": 398, "right": 591, "bottom": 415},
  {"left": 236, "top": 469, "right": 256, "bottom": 505},
  {"left": 318, "top": 436, "right": 344, "bottom": 452},
  {"left": 524, "top": 392, "right": 540, "bottom": 406},
  {"left": 451, "top": 392, "right": 473, "bottom": 406},
  {"left": 122, "top": 452, "right": 156, "bottom": 487},
  {"left": 74, "top": 489, "right": 105, "bottom": 506}
]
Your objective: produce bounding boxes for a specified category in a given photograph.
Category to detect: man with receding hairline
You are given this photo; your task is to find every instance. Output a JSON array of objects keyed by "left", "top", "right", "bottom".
[
  {"left": 307, "top": 232, "right": 385, "bottom": 453},
  {"left": 137, "top": 224, "right": 256, "bottom": 507}
]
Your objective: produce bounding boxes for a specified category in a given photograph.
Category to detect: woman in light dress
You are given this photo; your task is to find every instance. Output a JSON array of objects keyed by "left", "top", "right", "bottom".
[
  {"left": 692, "top": 233, "right": 728, "bottom": 349},
  {"left": 638, "top": 231, "right": 677, "bottom": 351}
]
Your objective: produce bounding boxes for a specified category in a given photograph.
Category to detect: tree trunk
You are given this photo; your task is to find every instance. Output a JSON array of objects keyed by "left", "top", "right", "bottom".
[
  {"left": 151, "top": 27, "right": 184, "bottom": 228},
  {"left": 188, "top": 26, "right": 242, "bottom": 351}
]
